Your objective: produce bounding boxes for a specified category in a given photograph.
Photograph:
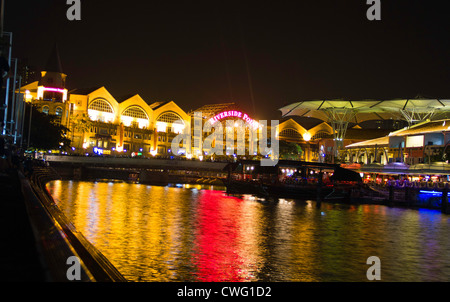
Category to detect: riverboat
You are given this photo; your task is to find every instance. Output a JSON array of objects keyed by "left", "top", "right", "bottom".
[{"left": 223, "top": 160, "right": 362, "bottom": 201}]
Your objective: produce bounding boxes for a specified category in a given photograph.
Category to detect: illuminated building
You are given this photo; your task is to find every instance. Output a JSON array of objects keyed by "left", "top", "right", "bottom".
[
  {"left": 67, "top": 86, "right": 190, "bottom": 156},
  {"left": 18, "top": 44, "right": 191, "bottom": 156},
  {"left": 17, "top": 60, "right": 38, "bottom": 86},
  {"left": 276, "top": 118, "right": 333, "bottom": 162},
  {"left": 188, "top": 103, "right": 271, "bottom": 160},
  {"left": 345, "top": 119, "right": 450, "bottom": 165},
  {"left": 18, "top": 47, "right": 410, "bottom": 160},
  {"left": 19, "top": 44, "right": 69, "bottom": 125}
]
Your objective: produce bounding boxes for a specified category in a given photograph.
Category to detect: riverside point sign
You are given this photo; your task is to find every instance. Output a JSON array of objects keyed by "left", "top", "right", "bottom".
[
  {"left": 171, "top": 112, "right": 279, "bottom": 166},
  {"left": 208, "top": 110, "right": 260, "bottom": 129}
]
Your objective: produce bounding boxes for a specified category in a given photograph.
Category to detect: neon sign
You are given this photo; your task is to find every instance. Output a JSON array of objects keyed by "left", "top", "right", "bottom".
[
  {"left": 37, "top": 86, "right": 68, "bottom": 102},
  {"left": 43, "top": 87, "right": 66, "bottom": 93},
  {"left": 208, "top": 110, "right": 260, "bottom": 128},
  {"left": 93, "top": 147, "right": 103, "bottom": 155}
]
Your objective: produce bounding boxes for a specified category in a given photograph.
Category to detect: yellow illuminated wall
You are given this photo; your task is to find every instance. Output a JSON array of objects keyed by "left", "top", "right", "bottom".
[{"left": 67, "top": 87, "right": 190, "bottom": 156}]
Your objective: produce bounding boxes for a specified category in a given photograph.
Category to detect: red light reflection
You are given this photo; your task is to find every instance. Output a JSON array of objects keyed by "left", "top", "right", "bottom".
[{"left": 192, "top": 190, "right": 256, "bottom": 281}]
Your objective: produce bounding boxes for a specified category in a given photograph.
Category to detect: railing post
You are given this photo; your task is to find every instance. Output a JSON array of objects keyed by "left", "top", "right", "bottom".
[
  {"left": 316, "top": 170, "right": 323, "bottom": 208},
  {"left": 388, "top": 183, "right": 394, "bottom": 205},
  {"left": 442, "top": 187, "right": 448, "bottom": 214}
]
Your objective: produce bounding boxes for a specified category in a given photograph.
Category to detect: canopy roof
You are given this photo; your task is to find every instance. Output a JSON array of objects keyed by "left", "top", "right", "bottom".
[
  {"left": 279, "top": 98, "right": 450, "bottom": 124},
  {"left": 345, "top": 136, "right": 389, "bottom": 149}
]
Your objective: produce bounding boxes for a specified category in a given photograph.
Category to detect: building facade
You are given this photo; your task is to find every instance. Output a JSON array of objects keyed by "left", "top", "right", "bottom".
[
  {"left": 345, "top": 119, "right": 450, "bottom": 165},
  {"left": 276, "top": 118, "right": 334, "bottom": 162},
  {"left": 21, "top": 46, "right": 419, "bottom": 162},
  {"left": 20, "top": 45, "right": 70, "bottom": 126},
  {"left": 187, "top": 103, "right": 272, "bottom": 160},
  {"left": 68, "top": 86, "right": 191, "bottom": 157}
]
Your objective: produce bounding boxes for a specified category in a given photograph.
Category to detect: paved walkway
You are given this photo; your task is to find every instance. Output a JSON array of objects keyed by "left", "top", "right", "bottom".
[{"left": 0, "top": 163, "right": 47, "bottom": 281}]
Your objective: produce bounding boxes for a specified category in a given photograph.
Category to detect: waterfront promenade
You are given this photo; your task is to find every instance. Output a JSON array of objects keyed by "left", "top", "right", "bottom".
[
  {"left": 0, "top": 152, "right": 126, "bottom": 281},
  {"left": 0, "top": 164, "right": 46, "bottom": 281}
]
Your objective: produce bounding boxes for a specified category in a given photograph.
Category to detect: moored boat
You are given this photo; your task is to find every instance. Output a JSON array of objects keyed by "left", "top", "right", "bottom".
[{"left": 223, "top": 160, "right": 362, "bottom": 200}]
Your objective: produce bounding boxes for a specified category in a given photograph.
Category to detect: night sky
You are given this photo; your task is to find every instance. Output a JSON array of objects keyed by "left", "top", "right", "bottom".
[{"left": 4, "top": 0, "right": 450, "bottom": 121}]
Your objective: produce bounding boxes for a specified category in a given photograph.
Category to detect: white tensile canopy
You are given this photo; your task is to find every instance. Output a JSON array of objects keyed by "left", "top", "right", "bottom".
[
  {"left": 279, "top": 98, "right": 450, "bottom": 159},
  {"left": 280, "top": 98, "right": 450, "bottom": 124}
]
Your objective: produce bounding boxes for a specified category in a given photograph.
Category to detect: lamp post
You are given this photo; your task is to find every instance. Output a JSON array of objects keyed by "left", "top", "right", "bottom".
[
  {"left": 1, "top": 31, "right": 11, "bottom": 135},
  {"left": 27, "top": 101, "right": 32, "bottom": 149},
  {"left": 1, "top": 0, "right": 4, "bottom": 36}
]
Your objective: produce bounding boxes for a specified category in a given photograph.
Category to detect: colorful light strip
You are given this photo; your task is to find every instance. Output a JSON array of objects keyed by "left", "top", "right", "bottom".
[
  {"left": 37, "top": 86, "right": 68, "bottom": 102},
  {"left": 419, "top": 190, "right": 442, "bottom": 195},
  {"left": 43, "top": 87, "right": 66, "bottom": 93}
]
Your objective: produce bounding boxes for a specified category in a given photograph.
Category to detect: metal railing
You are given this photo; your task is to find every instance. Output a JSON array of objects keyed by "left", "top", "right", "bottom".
[{"left": 22, "top": 165, "right": 126, "bottom": 281}]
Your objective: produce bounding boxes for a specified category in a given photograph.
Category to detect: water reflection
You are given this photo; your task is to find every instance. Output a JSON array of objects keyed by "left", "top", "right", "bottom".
[{"left": 47, "top": 180, "right": 450, "bottom": 282}]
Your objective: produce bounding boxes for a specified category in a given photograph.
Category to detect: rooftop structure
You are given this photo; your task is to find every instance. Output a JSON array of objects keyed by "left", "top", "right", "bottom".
[
  {"left": 188, "top": 103, "right": 239, "bottom": 118},
  {"left": 344, "top": 119, "right": 450, "bottom": 169},
  {"left": 280, "top": 98, "right": 450, "bottom": 162}
]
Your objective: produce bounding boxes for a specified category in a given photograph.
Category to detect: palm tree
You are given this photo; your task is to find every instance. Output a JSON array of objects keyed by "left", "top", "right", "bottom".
[
  {"left": 70, "top": 113, "right": 93, "bottom": 152},
  {"left": 279, "top": 140, "right": 303, "bottom": 160}
]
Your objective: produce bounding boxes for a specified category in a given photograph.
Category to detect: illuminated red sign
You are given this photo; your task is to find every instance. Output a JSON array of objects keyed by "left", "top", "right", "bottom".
[
  {"left": 208, "top": 110, "right": 259, "bottom": 128},
  {"left": 43, "top": 87, "right": 66, "bottom": 93}
]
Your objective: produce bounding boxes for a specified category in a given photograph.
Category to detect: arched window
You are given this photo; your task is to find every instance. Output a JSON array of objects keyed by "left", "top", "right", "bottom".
[
  {"left": 122, "top": 106, "right": 148, "bottom": 119},
  {"left": 55, "top": 107, "right": 63, "bottom": 116},
  {"left": 42, "top": 106, "right": 49, "bottom": 115},
  {"left": 156, "top": 112, "right": 184, "bottom": 133},
  {"left": 88, "top": 98, "right": 114, "bottom": 113},
  {"left": 121, "top": 106, "right": 149, "bottom": 128},
  {"left": 156, "top": 112, "right": 183, "bottom": 124},
  {"left": 311, "top": 130, "right": 331, "bottom": 141},
  {"left": 88, "top": 98, "right": 115, "bottom": 122},
  {"left": 279, "top": 128, "right": 301, "bottom": 138}
]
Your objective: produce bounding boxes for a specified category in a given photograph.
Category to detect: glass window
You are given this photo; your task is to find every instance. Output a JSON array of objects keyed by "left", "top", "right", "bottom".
[
  {"left": 43, "top": 91, "right": 63, "bottom": 102},
  {"left": 88, "top": 99, "right": 114, "bottom": 113},
  {"left": 88, "top": 98, "right": 115, "bottom": 123},
  {"left": 42, "top": 106, "right": 49, "bottom": 115},
  {"left": 156, "top": 111, "right": 185, "bottom": 133},
  {"left": 157, "top": 146, "right": 165, "bottom": 154},
  {"left": 279, "top": 128, "right": 300, "bottom": 138},
  {"left": 55, "top": 107, "right": 63, "bottom": 116},
  {"left": 312, "top": 131, "right": 331, "bottom": 140},
  {"left": 156, "top": 112, "right": 183, "bottom": 124},
  {"left": 122, "top": 106, "right": 148, "bottom": 119}
]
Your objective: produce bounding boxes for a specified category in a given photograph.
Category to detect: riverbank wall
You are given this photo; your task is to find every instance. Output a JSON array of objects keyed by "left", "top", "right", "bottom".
[
  {"left": 1, "top": 163, "right": 126, "bottom": 281},
  {"left": 45, "top": 155, "right": 228, "bottom": 186}
]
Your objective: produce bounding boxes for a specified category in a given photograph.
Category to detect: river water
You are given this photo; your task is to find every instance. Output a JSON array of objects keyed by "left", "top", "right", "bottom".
[{"left": 46, "top": 180, "right": 450, "bottom": 282}]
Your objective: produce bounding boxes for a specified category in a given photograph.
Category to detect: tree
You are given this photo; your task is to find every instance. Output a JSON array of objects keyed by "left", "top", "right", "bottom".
[
  {"left": 23, "top": 104, "right": 71, "bottom": 151},
  {"left": 279, "top": 140, "right": 303, "bottom": 160},
  {"left": 69, "top": 113, "right": 92, "bottom": 152}
]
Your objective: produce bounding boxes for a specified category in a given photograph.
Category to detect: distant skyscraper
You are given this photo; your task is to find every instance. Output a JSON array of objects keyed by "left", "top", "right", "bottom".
[{"left": 17, "top": 59, "right": 37, "bottom": 86}]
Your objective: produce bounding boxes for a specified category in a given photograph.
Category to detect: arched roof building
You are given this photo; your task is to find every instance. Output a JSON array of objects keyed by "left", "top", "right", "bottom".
[{"left": 67, "top": 86, "right": 190, "bottom": 156}]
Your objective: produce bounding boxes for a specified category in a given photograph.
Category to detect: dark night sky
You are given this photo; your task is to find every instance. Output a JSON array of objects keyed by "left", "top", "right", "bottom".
[{"left": 4, "top": 0, "right": 450, "bottom": 120}]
